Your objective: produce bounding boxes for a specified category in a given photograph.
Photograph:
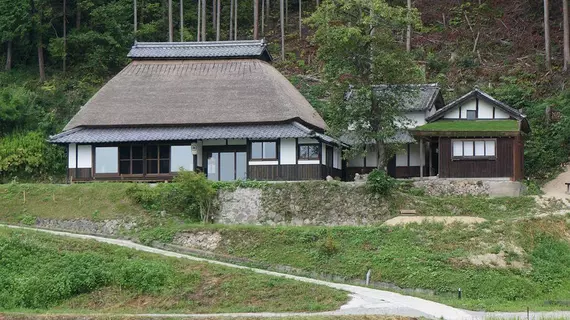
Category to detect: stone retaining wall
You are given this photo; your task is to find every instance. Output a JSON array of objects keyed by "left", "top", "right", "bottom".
[
  {"left": 35, "top": 218, "right": 137, "bottom": 235},
  {"left": 412, "top": 179, "right": 524, "bottom": 197}
]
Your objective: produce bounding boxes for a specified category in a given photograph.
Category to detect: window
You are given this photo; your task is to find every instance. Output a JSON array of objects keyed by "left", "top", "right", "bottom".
[
  {"left": 170, "top": 146, "right": 193, "bottom": 172},
  {"left": 119, "top": 145, "right": 143, "bottom": 174},
  {"left": 452, "top": 140, "right": 496, "bottom": 158},
  {"left": 147, "top": 145, "right": 171, "bottom": 174},
  {"left": 95, "top": 147, "right": 118, "bottom": 173},
  {"left": 251, "top": 141, "right": 277, "bottom": 160},
  {"left": 298, "top": 144, "right": 319, "bottom": 160},
  {"left": 466, "top": 110, "right": 476, "bottom": 120}
]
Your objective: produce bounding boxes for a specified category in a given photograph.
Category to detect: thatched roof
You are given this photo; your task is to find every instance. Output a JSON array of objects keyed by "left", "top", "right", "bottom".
[{"left": 63, "top": 59, "right": 327, "bottom": 131}]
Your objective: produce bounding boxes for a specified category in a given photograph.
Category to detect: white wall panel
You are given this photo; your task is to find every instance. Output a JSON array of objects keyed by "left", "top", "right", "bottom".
[
  {"left": 171, "top": 146, "right": 194, "bottom": 172},
  {"left": 280, "top": 138, "right": 296, "bottom": 165},
  {"left": 227, "top": 139, "right": 246, "bottom": 145},
  {"left": 77, "top": 145, "right": 92, "bottom": 168},
  {"left": 68, "top": 144, "right": 76, "bottom": 168},
  {"left": 95, "top": 147, "right": 118, "bottom": 173},
  {"left": 203, "top": 139, "right": 226, "bottom": 146}
]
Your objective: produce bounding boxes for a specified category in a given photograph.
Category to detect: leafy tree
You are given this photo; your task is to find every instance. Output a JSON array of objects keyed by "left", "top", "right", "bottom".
[
  {"left": 0, "top": 0, "right": 31, "bottom": 70},
  {"left": 308, "top": 0, "right": 423, "bottom": 169}
]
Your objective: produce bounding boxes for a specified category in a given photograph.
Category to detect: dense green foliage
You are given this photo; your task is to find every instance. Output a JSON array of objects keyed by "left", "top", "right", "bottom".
[
  {"left": 0, "top": 228, "right": 347, "bottom": 312},
  {"left": 366, "top": 169, "right": 395, "bottom": 195},
  {"left": 127, "top": 171, "right": 217, "bottom": 222}
]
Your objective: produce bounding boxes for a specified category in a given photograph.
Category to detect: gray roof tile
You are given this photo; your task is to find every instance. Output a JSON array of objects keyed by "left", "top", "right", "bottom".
[
  {"left": 127, "top": 40, "right": 272, "bottom": 61},
  {"left": 49, "top": 123, "right": 339, "bottom": 144},
  {"left": 372, "top": 84, "right": 443, "bottom": 112}
]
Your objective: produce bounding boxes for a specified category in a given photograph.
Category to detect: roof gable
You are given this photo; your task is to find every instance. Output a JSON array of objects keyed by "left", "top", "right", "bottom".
[
  {"left": 127, "top": 40, "right": 272, "bottom": 61},
  {"left": 372, "top": 84, "right": 443, "bottom": 112},
  {"left": 426, "top": 89, "right": 525, "bottom": 122},
  {"left": 63, "top": 59, "right": 326, "bottom": 131}
]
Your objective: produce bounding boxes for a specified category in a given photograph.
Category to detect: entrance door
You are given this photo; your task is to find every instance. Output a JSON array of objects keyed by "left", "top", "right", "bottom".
[{"left": 205, "top": 151, "right": 247, "bottom": 181}]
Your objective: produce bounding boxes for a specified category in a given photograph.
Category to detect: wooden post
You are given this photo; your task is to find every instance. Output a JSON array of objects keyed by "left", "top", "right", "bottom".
[
  {"left": 427, "top": 140, "right": 432, "bottom": 176},
  {"left": 419, "top": 138, "right": 424, "bottom": 178}
]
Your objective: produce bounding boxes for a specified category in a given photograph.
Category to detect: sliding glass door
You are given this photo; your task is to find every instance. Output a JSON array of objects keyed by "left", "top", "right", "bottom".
[{"left": 206, "top": 151, "right": 247, "bottom": 181}]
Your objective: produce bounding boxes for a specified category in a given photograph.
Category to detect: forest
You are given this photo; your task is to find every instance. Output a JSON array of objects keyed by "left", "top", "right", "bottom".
[{"left": 1, "top": 0, "right": 570, "bottom": 183}]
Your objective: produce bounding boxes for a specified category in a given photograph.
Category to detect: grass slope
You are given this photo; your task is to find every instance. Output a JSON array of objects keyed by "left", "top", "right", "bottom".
[
  {"left": 147, "top": 217, "right": 570, "bottom": 312},
  {"left": 0, "top": 228, "right": 347, "bottom": 314}
]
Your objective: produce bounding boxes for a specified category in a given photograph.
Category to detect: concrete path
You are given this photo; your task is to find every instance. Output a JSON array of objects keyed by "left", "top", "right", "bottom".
[
  {"left": 542, "top": 165, "right": 570, "bottom": 201},
  {"left": 3, "top": 224, "right": 570, "bottom": 320}
]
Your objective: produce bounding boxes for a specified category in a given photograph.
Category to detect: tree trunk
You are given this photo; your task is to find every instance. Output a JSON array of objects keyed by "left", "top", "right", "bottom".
[
  {"left": 298, "top": 0, "right": 301, "bottom": 39},
  {"left": 180, "top": 0, "right": 184, "bottom": 41},
  {"left": 197, "top": 0, "right": 201, "bottom": 40},
  {"left": 76, "top": 1, "right": 81, "bottom": 29},
  {"left": 216, "top": 0, "right": 220, "bottom": 40},
  {"left": 38, "top": 36, "right": 46, "bottom": 82},
  {"left": 316, "top": 0, "right": 318, "bottom": 7},
  {"left": 229, "top": 0, "right": 233, "bottom": 39},
  {"left": 544, "top": 0, "right": 551, "bottom": 69},
  {"left": 562, "top": 0, "right": 570, "bottom": 71},
  {"left": 253, "top": 0, "right": 259, "bottom": 39},
  {"left": 266, "top": 0, "right": 270, "bottom": 30},
  {"left": 134, "top": 0, "right": 138, "bottom": 35},
  {"left": 406, "top": 0, "right": 411, "bottom": 52},
  {"left": 234, "top": 0, "right": 238, "bottom": 40},
  {"left": 63, "top": 0, "right": 67, "bottom": 73},
  {"left": 376, "top": 140, "right": 385, "bottom": 170},
  {"left": 280, "top": 0, "right": 284, "bottom": 59},
  {"left": 5, "top": 41, "right": 12, "bottom": 71},
  {"left": 202, "top": 0, "right": 207, "bottom": 41},
  {"left": 261, "top": 0, "right": 265, "bottom": 37},
  {"left": 285, "top": 0, "right": 288, "bottom": 32},
  {"left": 168, "top": 0, "right": 173, "bottom": 41},
  {"left": 212, "top": 0, "right": 216, "bottom": 33}
]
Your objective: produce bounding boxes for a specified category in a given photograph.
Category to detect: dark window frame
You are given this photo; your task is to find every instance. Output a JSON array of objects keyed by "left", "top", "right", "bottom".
[
  {"left": 466, "top": 110, "right": 477, "bottom": 120},
  {"left": 119, "top": 145, "right": 144, "bottom": 175},
  {"left": 146, "top": 144, "right": 171, "bottom": 175},
  {"left": 250, "top": 140, "right": 278, "bottom": 161},
  {"left": 298, "top": 144, "right": 320, "bottom": 160},
  {"left": 451, "top": 139, "right": 497, "bottom": 160}
]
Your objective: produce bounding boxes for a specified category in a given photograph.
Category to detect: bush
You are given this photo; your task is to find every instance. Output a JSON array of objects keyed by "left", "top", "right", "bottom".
[
  {"left": 127, "top": 170, "right": 217, "bottom": 222},
  {"left": 366, "top": 169, "right": 395, "bottom": 195}
]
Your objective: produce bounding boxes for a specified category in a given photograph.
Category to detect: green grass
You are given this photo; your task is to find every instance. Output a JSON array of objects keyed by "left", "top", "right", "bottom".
[
  {"left": 4, "top": 316, "right": 413, "bottom": 320},
  {"left": 416, "top": 120, "right": 519, "bottom": 132},
  {"left": 141, "top": 216, "right": 570, "bottom": 312},
  {"left": 0, "top": 227, "right": 348, "bottom": 314},
  {"left": 0, "top": 183, "right": 152, "bottom": 222}
]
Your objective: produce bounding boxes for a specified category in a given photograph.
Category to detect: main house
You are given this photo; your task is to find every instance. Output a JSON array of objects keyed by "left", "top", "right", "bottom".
[
  {"left": 50, "top": 40, "right": 529, "bottom": 182},
  {"left": 346, "top": 86, "right": 530, "bottom": 180},
  {"left": 50, "top": 40, "right": 343, "bottom": 182}
]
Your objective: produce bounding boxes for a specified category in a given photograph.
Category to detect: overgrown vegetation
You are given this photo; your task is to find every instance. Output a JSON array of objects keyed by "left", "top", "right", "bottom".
[
  {"left": 0, "top": 227, "right": 347, "bottom": 313},
  {"left": 152, "top": 215, "right": 570, "bottom": 312},
  {"left": 366, "top": 169, "right": 395, "bottom": 195}
]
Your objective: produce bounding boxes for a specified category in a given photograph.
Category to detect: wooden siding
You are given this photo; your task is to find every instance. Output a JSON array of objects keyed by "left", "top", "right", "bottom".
[
  {"left": 68, "top": 168, "right": 92, "bottom": 181},
  {"left": 439, "top": 137, "right": 517, "bottom": 179},
  {"left": 248, "top": 164, "right": 322, "bottom": 180}
]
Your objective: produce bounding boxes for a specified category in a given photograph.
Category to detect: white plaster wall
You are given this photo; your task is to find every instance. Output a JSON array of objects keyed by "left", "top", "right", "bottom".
[
  {"left": 77, "top": 145, "right": 92, "bottom": 168},
  {"left": 395, "top": 148, "right": 408, "bottom": 167},
  {"left": 443, "top": 107, "right": 460, "bottom": 119},
  {"left": 478, "top": 99, "right": 494, "bottom": 118},
  {"left": 171, "top": 146, "right": 194, "bottom": 172},
  {"left": 203, "top": 139, "right": 226, "bottom": 146},
  {"left": 365, "top": 147, "right": 378, "bottom": 168},
  {"left": 68, "top": 144, "right": 76, "bottom": 168},
  {"left": 298, "top": 160, "right": 320, "bottom": 165},
  {"left": 333, "top": 147, "right": 341, "bottom": 169},
  {"left": 402, "top": 111, "right": 426, "bottom": 128},
  {"left": 408, "top": 143, "right": 424, "bottom": 166},
  {"left": 280, "top": 138, "right": 296, "bottom": 165},
  {"left": 249, "top": 160, "right": 278, "bottom": 165},
  {"left": 298, "top": 138, "right": 318, "bottom": 144},
  {"left": 459, "top": 99, "right": 477, "bottom": 118},
  {"left": 347, "top": 156, "right": 364, "bottom": 167},
  {"left": 228, "top": 139, "right": 246, "bottom": 145}
]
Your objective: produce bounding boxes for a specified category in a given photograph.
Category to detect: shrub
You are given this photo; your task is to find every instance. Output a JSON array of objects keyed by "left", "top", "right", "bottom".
[
  {"left": 366, "top": 169, "right": 395, "bottom": 195},
  {"left": 127, "top": 170, "right": 217, "bottom": 222}
]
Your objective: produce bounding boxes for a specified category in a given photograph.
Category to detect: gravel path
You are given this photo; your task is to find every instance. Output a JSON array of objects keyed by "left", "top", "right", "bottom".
[{"left": 3, "top": 224, "right": 570, "bottom": 320}]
